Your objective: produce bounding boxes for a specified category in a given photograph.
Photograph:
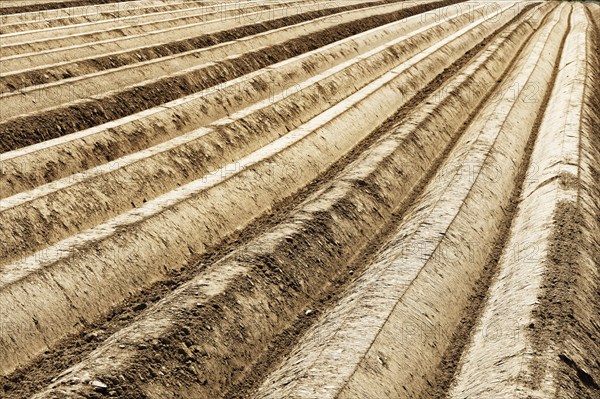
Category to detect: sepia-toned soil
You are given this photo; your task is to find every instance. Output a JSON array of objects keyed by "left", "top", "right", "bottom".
[{"left": 0, "top": 1, "right": 598, "bottom": 398}]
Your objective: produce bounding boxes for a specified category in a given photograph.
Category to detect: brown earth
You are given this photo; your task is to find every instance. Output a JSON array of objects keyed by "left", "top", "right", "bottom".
[{"left": 0, "top": 1, "right": 598, "bottom": 398}]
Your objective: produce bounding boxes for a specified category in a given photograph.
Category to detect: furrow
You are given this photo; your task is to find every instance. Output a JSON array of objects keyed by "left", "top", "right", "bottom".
[
  {"left": 1, "top": 2, "right": 595, "bottom": 399},
  {"left": 0, "top": 0, "right": 446, "bottom": 115},
  {"left": 0, "top": 0, "right": 393, "bottom": 72},
  {"left": 0, "top": 6, "right": 439, "bottom": 199},
  {"left": 0, "top": 0, "right": 456, "bottom": 93},
  {"left": 0, "top": 3, "right": 485, "bottom": 267},
  {"left": 0, "top": 3, "right": 451, "bottom": 198},
  {"left": 0, "top": 0, "right": 343, "bottom": 52},
  {"left": 0, "top": 1, "right": 211, "bottom": 33},
  {"left": 0, "top": 1, "right": 459, "bottom": 152},
  {"left": 0, "top": 0, "right": 216, "bottom": 17},
  {"left": 253, "top": 4, "right": 571, "bottom": 399},
  {"left": 0, "top": 1, "right": 444, "bottom": 93},
  {"left": 0, "top": 1, "right": 313, "bottom": 44},
  {"left": 446, "top": 4, "right": 600, "bottom": 398},
  {"left": 0, "top": 5, "right": 514, "bottom": 377},
  {"left": 17, "top": 4, "right": 549, "bottom": 398}
]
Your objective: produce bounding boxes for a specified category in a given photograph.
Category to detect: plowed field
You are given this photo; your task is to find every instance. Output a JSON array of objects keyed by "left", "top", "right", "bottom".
[{"left": 1, "top": 0, "right": 598, "bottom": 398}]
